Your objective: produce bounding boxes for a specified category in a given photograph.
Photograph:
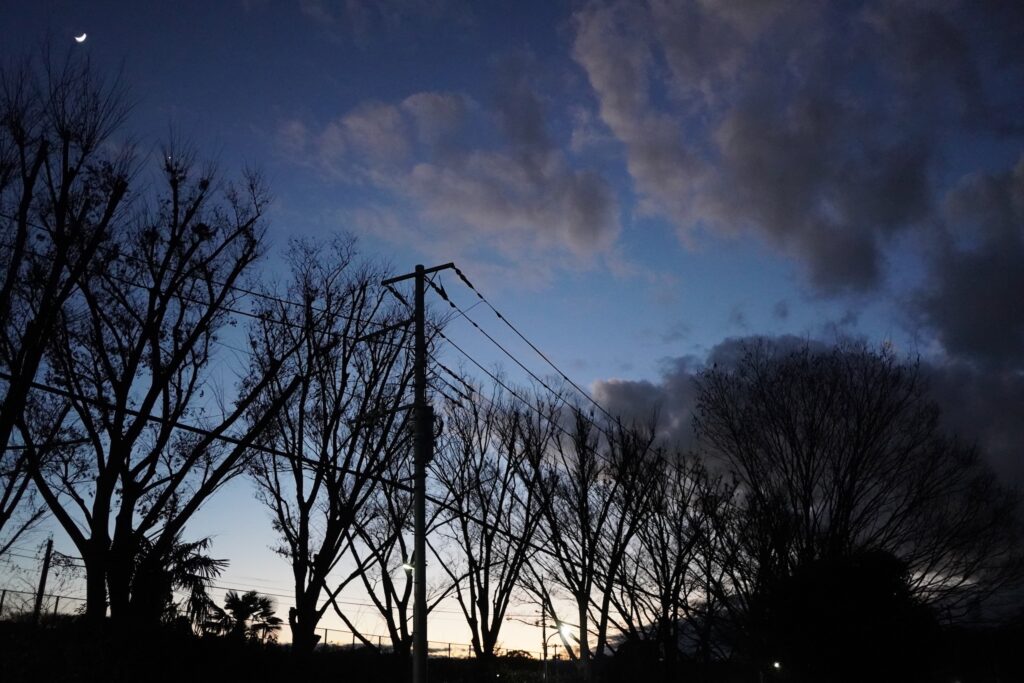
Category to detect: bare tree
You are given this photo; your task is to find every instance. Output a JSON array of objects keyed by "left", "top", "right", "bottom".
[
  {"left": 608, "top": 454, "right": 729, "bottom": 672},
  {"left": 0, "top": 53, "right": 133, "bottom": 555},
  {"left": 693, "top": 341, "right": 1024, "bottom": 624},
  {"left": 429, "top": 385, "right": 550, "bottom": 665},
  {"left": 246, "top": 237, "right": 416, "bottom": 654},
  {"left": 341, "top": 450, "right": 416, "bottom": 655},
  {"left": 27, "top": 146, "right": 300, "bottom": 625},
  {"left": 337, "top": 445, "right": 452, "bottom": 656},
  {"left": 526, "top": 409, "right": 659, "bottom": 680}
]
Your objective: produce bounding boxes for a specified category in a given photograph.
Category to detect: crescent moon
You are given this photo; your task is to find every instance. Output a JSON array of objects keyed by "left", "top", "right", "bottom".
[{"left": 74, "top": 33, "right": 87, "bottom": 43}]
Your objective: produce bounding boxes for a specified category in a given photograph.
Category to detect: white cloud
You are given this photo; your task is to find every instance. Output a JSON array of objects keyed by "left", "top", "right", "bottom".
[{"left": 277, "top": 84, "right": 621, "bottom": 274}]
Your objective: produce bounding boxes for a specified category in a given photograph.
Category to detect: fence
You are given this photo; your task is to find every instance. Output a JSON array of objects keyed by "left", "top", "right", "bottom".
[
  {"left": 0, "top": 587, "right": 549, "bottom": 661},
  {"left": 0, "top": 587, "right": 87, "bottom": 622},
  {"left": 317, "top": 626, "right": 545, "bottom": 660}
]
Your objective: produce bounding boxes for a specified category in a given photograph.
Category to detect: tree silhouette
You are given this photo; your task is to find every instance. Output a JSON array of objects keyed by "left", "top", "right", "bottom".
[
  {"left": 609, "top": 454, "right": 734, "bottom": 674},
  {"left": 755, "top": 549, "right": 939, "bottom": 682},
  {"left": 430, "top": 384, "right": 550, "bottom": 668},
  {"left": 26, "top": 143, "right": 303, "bottom": 626},
  {"left": 525, "top": 409, "right": 661, "bottom": 680},
  {"left": 693, "top": 341, "right": 1024, "bottom": 661},
  {"left": 339, "top": 443, "right": 454, "bottom": 656},
  {"left": 206, "top": 590, "right": 283, "bottom": 643},
  {"left": 246, "top": 237, "right": 415, "bottom": 654},
  {"left": 0, "top": 52, "right": 132, "bottom": 558},
  {"left": 129, "top": 534, "right": 227, "bottom": 629}
]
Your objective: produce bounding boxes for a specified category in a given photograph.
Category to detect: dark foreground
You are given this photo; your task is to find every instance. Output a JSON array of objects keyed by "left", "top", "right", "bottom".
[{"left": 1, "top": 619, "right": 1023, "bottom": 683}]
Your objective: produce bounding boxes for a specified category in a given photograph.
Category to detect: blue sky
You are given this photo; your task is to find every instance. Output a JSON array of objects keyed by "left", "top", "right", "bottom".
[{"left": 4, "top": 0, "right": 1024, "bottom": 650}]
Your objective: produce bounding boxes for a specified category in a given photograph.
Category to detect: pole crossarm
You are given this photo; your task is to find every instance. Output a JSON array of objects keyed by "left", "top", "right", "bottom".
[{"left": 382, "top": 263, "right": 455, "bottom": 286}]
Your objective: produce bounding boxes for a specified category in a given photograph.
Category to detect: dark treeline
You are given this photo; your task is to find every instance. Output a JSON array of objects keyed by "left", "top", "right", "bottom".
[{"left": 2, "top": 54, "right": 1024, "bottom": 683}]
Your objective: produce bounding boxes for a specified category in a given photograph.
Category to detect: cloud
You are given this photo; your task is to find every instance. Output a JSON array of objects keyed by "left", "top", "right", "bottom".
[
  {"left": 594, "top": 334, "right": 1024, "bottom": 484},
  {"left": 571, "top": 1, "right": 703, "bottom": 226},
  {"left": 593, "top": 354, "right": 703, "bottom": 449},
  {"left": 593, "top": 335, "right": 817, "bottom": 449},
  {"left": 926, "top": 361, "right": 1024, "bottom": 484},
  {"left": 339, "top": 101, "right": 411, "bottom": 162},
  {"left": 280, "top": 70, "right": 621, "bottom": 273},
  {"left": 400, "top": 92, "right": 468, "bottom": 146},
  {"left": 702, "top": 98, "right": 931, "bottom": 292},
  {"left": 407, "top": 151, "right": 619, "bottom": 256},
  {"left": 570, "top": 0, "right": 1023, "bottom": 293},
  {"left": 913, "top": 156, "right": 1024, "bottom": 371},
  {"left": 276, "top": 119, "right": 308, "bottom": 158},
  {"left": 660, "top": 320, "right": 691, "bottom": 343}
]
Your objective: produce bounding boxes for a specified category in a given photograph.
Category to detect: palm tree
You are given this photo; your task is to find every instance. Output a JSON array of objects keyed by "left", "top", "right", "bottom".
[
  {"left": 206, "top": 590, "right": 283, "bottom": 643},
  {"left": 130, "top": 534, "right": 227, "bottom": 628}
]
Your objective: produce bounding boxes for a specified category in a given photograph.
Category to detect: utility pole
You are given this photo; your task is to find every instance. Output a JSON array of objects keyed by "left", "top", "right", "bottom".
[
  {"left": 541, "top": 616, "right": 548, "bottom": 681},
  {"left": 382, "top": 262, "right": 453, "bottom": 683},
  {"left": 32, "top": 538, "right": 53, "bottom": 624}
]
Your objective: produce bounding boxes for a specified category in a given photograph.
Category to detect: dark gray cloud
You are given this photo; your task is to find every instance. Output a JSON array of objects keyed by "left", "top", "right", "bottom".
[
  {"left": 927, "top": 362, "right": 1024, "bottom": 485},
  {"left": 492, "top": 55, "right": 553, "bottom": 162},
  {"left": 571, "top": 0, "right": 1024, "bottom": 293},
  {"left": 593, "top": 334, "right": 815, "bottom": 449},
  {"left": 594, "top": 334, "right": 1023, "bottom": 484},
  {"left": 727, "top": 304, "right": 747, "bottom": 330},
  {"left": 704, "top": 99, "right": 931, "bottom": 292},
  {"left": 660, "top": 320, "right": 691, "bottom": 343},
  {"left": 915, "top": 156, "right": 1024, "bottom": 371},
  {"left": 593, "top": 354, "right": 703, "bottom": 449}
]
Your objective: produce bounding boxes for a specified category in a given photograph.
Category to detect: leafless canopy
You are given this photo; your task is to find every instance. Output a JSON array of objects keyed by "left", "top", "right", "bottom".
[
  {"left": 694, "top": 341, "right": 1024, "bottom": 621},
  {"left": 246, "top": 237, "right": 416, "bottom": 653}
]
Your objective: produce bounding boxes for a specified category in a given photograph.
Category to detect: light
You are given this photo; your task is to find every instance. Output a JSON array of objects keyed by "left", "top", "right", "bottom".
[
  {"left": 773, "top": 661, "right": 782, "bottom": 670},
  {"left": 559, "top": 624, "right": 573, "bottom": 639},
  {"left": 402, "top": 561, "right": 414, "bottom": 572}
]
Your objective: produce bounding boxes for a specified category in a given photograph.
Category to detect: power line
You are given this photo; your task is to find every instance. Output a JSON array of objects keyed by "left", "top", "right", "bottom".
[
  {"left": 0, "top": 236, "right": 416, "bottom": 359},
  {"left": 424, "top": 275, "right": 620, "bottom": 446},
  {"left": 95, "top": 266, "right": 416, "bottom": 354},
  {"left": 380, "top": 283, "right": 669, "bottom": 612},
  {"left": 430, "top": 326, "right": 574, "bottom": 443},
  {"left": 4, "top": 374, "right": 669, "bottom": 650},
  {"left": 384, "top": 276, "right": 682, "bottom": 625},
  {"left": 427, "top": 279, "right": 579, "bottom": 420},
  {"left": 4, "top": 239, "right": 655, "bottom": 640},
  {"left": 448, "top": 267, "right": 616, "bottom": 424},
  {"left": 0, "top": 370, "right": 417, "bottom": 495},
  {"left": 425, "top": 279, "right": 627, "bottom": 449},
  {"left": 385, "top": 273, "right": 585, "bottom": 459},
  {"left": 5, "top": 212, "right": 610, "bottom": 429},
  {"left": 4, "top": 364, "right": 660, "bottom": 608},
  {"left": 0, "top": 211, "right": 391, "bottom": 331}
]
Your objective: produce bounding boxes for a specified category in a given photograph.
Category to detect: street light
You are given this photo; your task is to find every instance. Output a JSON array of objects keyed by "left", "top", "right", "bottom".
[{"left": 543, "top": 626, "right": 564, "bottom": 682}]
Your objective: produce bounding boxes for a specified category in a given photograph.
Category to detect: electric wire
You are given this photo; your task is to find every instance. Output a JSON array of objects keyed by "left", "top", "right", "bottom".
[
  {"left": 3, "top": 242, "right": 653, "bottom": 641},
  {"left": 4, "top": 370, "right": 661, "bottom": 610},
  {"left": 449, "top": 267, "right": 616, "bottom": 424},
  {"left": 0, "top": 211, "right": 390, "bottom": 330}
]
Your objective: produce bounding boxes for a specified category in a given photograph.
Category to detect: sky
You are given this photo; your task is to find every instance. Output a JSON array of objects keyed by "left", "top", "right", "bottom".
[{"left": 3, "top": 0, "right": 1024, "bottom": 653}]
